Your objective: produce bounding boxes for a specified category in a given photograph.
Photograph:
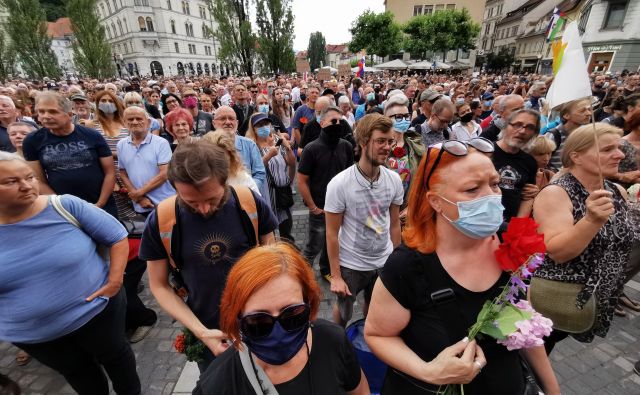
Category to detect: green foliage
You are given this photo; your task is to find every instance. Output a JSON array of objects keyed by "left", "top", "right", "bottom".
[
  {"left": 307, "top": 31, "right": 326, "bottom": 70},
  {"left": 403, "top": 8, "right": 480, "bottom": 60},
  {"left": 478, "top": 302, "right": 532, "bottom": 340},
  {"left": 0, "top": 28, "right": 17, "bottom": 81},
  {"left": 67, "top": 0, "right": 115, "bottom": 79},
  {"left": 348, "top": 10, "right": 401, "bottom": 59},
  {"left": 1, "top": 0, "right": 61, "bottom": 78},
  {"left": 41, "top": 0, "right": 65, "bottom": 22},
  {"left": 486, "top": 47, "right": 515, "bottom": 72},
  {"left": 255, "top": 0, "right": 295, "bottom": 74},
  {"left": 207, "top": 0, "right": 256, "bottom": 76}
]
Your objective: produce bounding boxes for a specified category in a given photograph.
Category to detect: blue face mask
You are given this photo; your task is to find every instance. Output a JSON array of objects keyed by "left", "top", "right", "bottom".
[
  {"left": 484, "top": 100, "right": 493, "bottom": 107},
  {"left": 258, "top": 104, "right": 269, "bottom": 114},
  {"left": 393, "top": 119, "right": 411, "bottom": 133},
  {"left": 455, "top": 98, "right": 466, "bottom": 105},
  {"left": 440, "top": 194, "right": 504, "bottom": 239},
  {"left": 494, "top": 116, "right": 506, "bottom": 130},
  {"left": 256, "top": 125, "right": 271, "bottom": 138},
  {"left": 242, "top": 321, "right": 309, "bottom": 365},
  {"left": 316, "top": 115, "right": 322, "bottom": 123},
  {"left": 366, "top": 92, "right": 375, "bottom": 102}
]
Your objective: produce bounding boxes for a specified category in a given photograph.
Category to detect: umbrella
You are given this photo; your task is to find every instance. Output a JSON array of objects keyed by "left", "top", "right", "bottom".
[
  {"left": 408, "top": 60, "right": 451, "bottom": 70},
  {"left": 374, "top": 59, "right": 408, "bottom": 70},
  {"left": 314, "top": 67, "right": 338, "bottom": 74},
  {"left": 351, "top": 66, "right": 380, "bottom": 73}
]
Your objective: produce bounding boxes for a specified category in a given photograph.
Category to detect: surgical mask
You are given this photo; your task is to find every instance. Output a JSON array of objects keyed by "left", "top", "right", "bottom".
[
  {"left": 484, "top": 100, "right": 493, "bottom": 107},
  {"left": 98, "top": 102, "right": 117, "bottom": 114},
  {"left": 284, "top": 94, "right": 290, "bottom": 101},
  {"left": 440, "top": 194, "right": 504, "bottom": 239},
  {"left": 183, "top": 96, "right": 198, "bottom": 109},
  {"left": 393, "top": 119, "right": 411, "bottom": 133},
  {"left": 316, "top": 115, "right": 322, "bottom": 123},
  {"left": 494, "top": 116, "right": 506, "bottom": 130},
  {"left": 256, "top": 125, "right": 271, "bottom": 138},
  {"left": 366, "top": 92, "right": 375, "bottom": 102},
  {"left": 242, "top": 321, "right": 309, "bottom": 366},
  {"left": 258, "top": 104, "right": 269, "bottom": 114},
  {"left": 460, "top": 113, "right": 473, "bottom": 123},
  {"left": 455, "top": 98, "right": 465, "bottom": 105}
]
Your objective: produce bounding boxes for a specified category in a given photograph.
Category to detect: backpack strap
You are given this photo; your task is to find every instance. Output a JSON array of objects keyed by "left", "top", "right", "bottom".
[
  {"left": 50, "top": 195, "right": 81, "bottom": 228},
  {"left": 157, "top": 195, "right": 179, "bottom": 271},
  {"left": 230, "top": 186, "right": 259, "bottom": 246}
]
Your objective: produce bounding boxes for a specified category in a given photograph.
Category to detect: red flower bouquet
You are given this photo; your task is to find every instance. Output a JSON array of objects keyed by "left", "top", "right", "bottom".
[
  {"left": 392, "top": 146, "right": 406, "bottom": 158},
  {"left": 173, "top": 328, "right": 206, "bottom": 362},
  {"left": 300, "top": 116, "right": 308, "bottom": 125},
  {"left": 495, "top": 218, "right": 546, "bottom": 272}
]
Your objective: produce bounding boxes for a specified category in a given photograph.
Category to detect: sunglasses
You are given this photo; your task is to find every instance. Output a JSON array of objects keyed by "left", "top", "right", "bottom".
[
  {"left": 423, "top": 137, "right": 495, "bottom": 189},
  {"left": 239, "top": 303, "right": 310, "bottom": 339}
]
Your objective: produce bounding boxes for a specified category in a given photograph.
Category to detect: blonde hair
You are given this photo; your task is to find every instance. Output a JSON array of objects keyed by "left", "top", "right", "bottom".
[
  {"left": 201, "top": 130, "right": 246, "bottom": 176},
  {"left": 525, "top": 135, "right": 556, "bottom": 156},
  {"left": 561, "top": 123, "right": 623, "bottom": 168}
]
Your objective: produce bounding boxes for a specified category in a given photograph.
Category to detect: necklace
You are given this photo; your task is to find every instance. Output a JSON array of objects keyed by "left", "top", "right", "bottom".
[{"left": 355, "top": 163, "right": 380, "bottom": 189}]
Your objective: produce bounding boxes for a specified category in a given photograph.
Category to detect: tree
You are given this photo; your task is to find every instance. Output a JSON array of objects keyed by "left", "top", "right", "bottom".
[
  {"left": 255, "top": 0, "right": 295, "bottom": 74},
  {"left": 403, "top": 8, "right": 480, "bottom": 61},
  {"left": 207, "top": 0, "right": 256, "bottom": 76},
  {"left": 67, "top": 0, "right": 115, "bottom": 79},
  {"left": 41, "top": 0, "right": 65, "bottom": 22},
  {"left": 307, "top": 32, "right": 326, "bottom": 71},
  {"left": 0, "top": 28, "right": 17, "bottom": 81},
  {"left": 0, "top": 0, "right": 61, "bottom": 78},
  {"left": 348, "top": 10, "right": 401, "bottom": 64},
  {"left": 486, "top": 47, "right": 515, "bottom": 72}
]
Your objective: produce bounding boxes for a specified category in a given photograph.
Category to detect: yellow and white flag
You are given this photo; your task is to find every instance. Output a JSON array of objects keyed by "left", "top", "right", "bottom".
[{"left": 546, "top": 21, "right": 592, "bottom": 111}]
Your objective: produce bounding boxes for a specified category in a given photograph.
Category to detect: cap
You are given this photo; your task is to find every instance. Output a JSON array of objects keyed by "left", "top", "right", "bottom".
[
  {"left": 47, "top": 82, "right": 58, "bottom": 89},
  {"left": 250, "top": 113, "right": 272, "bottom": 126},
  {"left": 69, "top": 94, "right": 89, "bottom": 102},
  {"left": 321, "top": 88, "right": 335, "bottom": 96},
  {"left": 419, "top": 89, "right": 441, "bottom": 103},
  {"left": 481, "top": 92, "right": 494, "bottom": 101}
]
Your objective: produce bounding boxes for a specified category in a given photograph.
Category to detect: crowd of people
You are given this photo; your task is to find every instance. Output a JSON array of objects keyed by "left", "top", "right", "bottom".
[{"left": 1, "top": 67, "right": 640, "bottom": 394}]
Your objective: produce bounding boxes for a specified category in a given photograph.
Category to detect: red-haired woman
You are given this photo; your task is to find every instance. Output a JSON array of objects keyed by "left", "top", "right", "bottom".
[
  {"left": 164, "top": 108, "right": 198, "bottom": 152},
  {"left": 364, "top": 140, "right": 560, "bottom": 394},
  {"left": 193, "top": 243, "right": 369, "bottom": 395}
]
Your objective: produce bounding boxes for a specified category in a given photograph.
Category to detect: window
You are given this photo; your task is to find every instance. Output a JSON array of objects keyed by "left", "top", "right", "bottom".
[
  {"left": 603, "top": 1, "right": 627, "bottom": 30},
  {"left": 413, "top": 5, "right": 423, "bottom": 16},
  {"left": 130, "top": 41, "right": 134, "bottom": 52},
  {"left": 182, "top": 1, "right": 190, "bottom": 15},
  {"left": 138, "top": 16, "right": 147, "bottom": 32},
  {"left": 142, "top": 0, "right": 149, "bottom": 5},
  {"left": 100, "top": 4, "right": 105, "bottom": 17},
  {"left": 511, "top": 26, "right": 518, "bottom": 36},
  {"left": 124, "top": 43, "right": 128, "bottom": 54},
  {"left": 171, "top": 19, "right": 176, "bottom": 34},
  {"left": 200, "top": 6, "right": 207, "bottom": 19},
  {"left": 112, "top": 0, "right": 118, "bottom": 11},
  {"left": 578, "top": 4, "right": 592, "bottom": 34},
  {"left": 482, "top": 39, "right": 487, "bottom": 50},
  {"left": 498, "top": 4, "right": 503, "bottom": 15},
  {"left": 484, "top": 23, "right": 490, "bottom": 35},
  {"left": 134, "top": 0, "right": 141, "bottom": 5},
  {"left": 435, "top": 4, "right": 444, "bottom": 12},
  {"left": 146, "top": 17, "right": 154, "bottom": 32},
  {"left": 106, "top": 2, "right": 112, "bottom": 14},
  {"left": 123, "top": 18, "right": 128, "bottom": 32},
  {"left": 111, "top": 23, "right": 117, "bottom": 36},
  {"left": 117, "top": 20, "right": 123, "bottom": 35},
  {"left": 106, "top": 25, "right": 112, "bottom": 39},
  {"left": 167, "top": 0, "right": 172, "bottom": 10},
  {"left": 202, "top": 24, "right": 207, "bottom": 37},
  {"left": 175, "top": 42, "right": 180, "bottom": 53},
  {"left": 424, "top": 5, "right": 433, "bottom": 15},
  {"left": 446, "top": 4, "right": 455, "bottom": 10},
  {"left": 192, "top": 45, "right": 196, "bottom": 54},
  {"left": 185, "top": 22, "right": 194, "bottom": 37}
]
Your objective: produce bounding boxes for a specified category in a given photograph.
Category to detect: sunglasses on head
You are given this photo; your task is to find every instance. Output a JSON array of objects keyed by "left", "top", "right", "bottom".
[
  {"left": 239, "top": 303, "right": 310, "bottom": 339},
  {"left": 423, "top": 137, "right": 495, "bottom": 189}
]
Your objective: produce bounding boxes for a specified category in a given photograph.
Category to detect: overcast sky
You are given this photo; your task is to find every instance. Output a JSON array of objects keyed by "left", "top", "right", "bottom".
[{"left": 291, "top": 0, "right": 386, "bottom": 51}]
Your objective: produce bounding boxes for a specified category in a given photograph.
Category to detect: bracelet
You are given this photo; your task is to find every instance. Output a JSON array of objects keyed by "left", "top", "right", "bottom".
[{"left": 310, "top": 206, "right": 317, "bottom": 211}]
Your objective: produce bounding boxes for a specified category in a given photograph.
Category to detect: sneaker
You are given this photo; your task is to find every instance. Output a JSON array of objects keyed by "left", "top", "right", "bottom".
[
  {"left": 635, "top": 360, "right": 640, "bottom": 376},
  {"left": 323, "top": 273, "right": 332, "bottom": 283},
  {"left": 129, "top": 325, "right": 153, "bottom": 343}
]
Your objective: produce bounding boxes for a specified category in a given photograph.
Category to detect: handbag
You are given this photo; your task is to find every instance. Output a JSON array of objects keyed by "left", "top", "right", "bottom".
[
  {"left": 529, "top": 277, "right": 596, "bottom": 334},
  {"left": 266, "top": 166, "right": 294, "bottom": 209},
  {"left": 119, "top": 213, "right": 148, "bottom": 239}
]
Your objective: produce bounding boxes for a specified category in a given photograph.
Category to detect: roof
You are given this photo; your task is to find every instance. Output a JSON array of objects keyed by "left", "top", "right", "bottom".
[
  {"left": 497, "top": 0, "right": 544, "bottom": 26},
  {"left": 47, "top": 17, "right": 73, "bottom": 38},
  {"left": 325, "top": 44, "right": 347, "bottom": 53},
  {"left": 295, "top": 50, "right": 308, "bottom": 59}
]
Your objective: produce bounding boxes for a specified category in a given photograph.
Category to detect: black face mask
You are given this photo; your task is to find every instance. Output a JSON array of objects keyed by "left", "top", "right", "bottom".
[
  {"left": 300, "top": 93, "right": 307, "bottom": 101},
  {"left": 322, "top": 124, "right": 341, "bottom": 146},
  {"left": 460, "top": 113, "right": 473, "bottom": 123}
]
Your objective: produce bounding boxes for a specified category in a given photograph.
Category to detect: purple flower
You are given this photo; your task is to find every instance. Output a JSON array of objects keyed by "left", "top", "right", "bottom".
[{"left": 497, "top": 301, "right": 553, "bottom": 351}]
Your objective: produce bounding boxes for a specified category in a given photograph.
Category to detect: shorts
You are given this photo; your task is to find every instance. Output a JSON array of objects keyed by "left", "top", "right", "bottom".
[{"left": 336, "top": 266, "right": 380, "bottom": 323}]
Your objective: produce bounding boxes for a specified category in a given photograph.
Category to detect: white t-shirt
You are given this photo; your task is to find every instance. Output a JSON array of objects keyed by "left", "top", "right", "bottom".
[
  {"left": 324, "top": 165, "right": 404, "bottom": 271},
  {"left": 228, "top": 171, "right": 261, "bottom": 196}
]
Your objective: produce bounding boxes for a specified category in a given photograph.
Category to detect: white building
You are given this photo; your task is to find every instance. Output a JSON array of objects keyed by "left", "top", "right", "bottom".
[
  {"left": 493, "top": 0, "right": 556, "bottom": 57},
  {"left": 97, "top": 0, "right": 221, "bottom": 77},
  {"left": 47, "top": 18, "right": 77, "bottom": 78},
  {"left": 478, "top": 0, "right": 528, "bottom": 55}
]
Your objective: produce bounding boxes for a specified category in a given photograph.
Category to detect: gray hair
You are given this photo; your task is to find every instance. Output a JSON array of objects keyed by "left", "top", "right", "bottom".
[
  {"left": 320, "top": 105, "right": 341, "bottom": 121},
  {"left": 498, "top": 94, "right": 520, "bottom": 113},
  {"left": 431, "top": 98, "right": 455, "bottom": 116},
  {"left": 0, "top": 95, "right": 15, "bottom": 109},
  {"left": 8, "top": 121, "right": 36, "bottom": 132},
  {"left": 0, "top": 151, "right": 26, "bottom": 163},
  {"left": 35, "top": 91, "right": 72, "bottom": 113},
  {"left": 384, "top": 93, "right": 409, "bottom": 115},
  {"left": 507, "top": 109, "right": 541, "bottom": 137}
]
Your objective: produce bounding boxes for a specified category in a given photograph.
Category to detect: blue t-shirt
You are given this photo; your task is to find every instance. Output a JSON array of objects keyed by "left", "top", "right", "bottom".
[
  {"left": 139, "top": 189, "right": 278, "bottom": 329},
  {"left": 0, "top": 195, "right": 128, "bottom": 343},
  {"left": 291, "top": 104, "right": 316, "bottom": 131},
  {"left": 22, "top": 125, "right": 112, "bottom": 204}
]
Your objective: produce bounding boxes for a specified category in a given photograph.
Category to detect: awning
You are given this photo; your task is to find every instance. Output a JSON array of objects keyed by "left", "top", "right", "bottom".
[
  {"left": 374, "top": 59, "right": 409, "bottom": 70},
  {"left": 522, "top": 62, "right": 537, "bottom": 67}
]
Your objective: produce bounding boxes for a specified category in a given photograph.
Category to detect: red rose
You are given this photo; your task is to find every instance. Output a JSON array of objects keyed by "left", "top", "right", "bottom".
[
  {"left": 300, "top": 116, "right": 308, "bottom": 124},
  {"left": 494, "top": 217, "right": 546, "bottom": 272},
  {"left": 174, "top": 333, "right": 185, "bottom": 354},
  {"left": 392, "top": 146, "right": 406, "bottom": 158}
]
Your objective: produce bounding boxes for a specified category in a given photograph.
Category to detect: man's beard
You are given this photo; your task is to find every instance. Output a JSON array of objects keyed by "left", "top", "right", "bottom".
[{"left": 177, "top": 187, "right": 230, "bottom": 218}]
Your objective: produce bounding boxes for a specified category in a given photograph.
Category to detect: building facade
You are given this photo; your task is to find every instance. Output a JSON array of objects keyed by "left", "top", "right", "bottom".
[
  {"left": 97, "top": 0, "right": 221, "bottom": 77},
  {"left": 48, "top": 18, "right": 77, "bottom": 78},
  {"left": 580, "top": 0, "right": 640, "bottom": 73},
  {"left": 493, "top": 0, "right": 555, "bottom": 57},
  {"left": 478, "top": 0, "right": 528, "bottom": 55}
]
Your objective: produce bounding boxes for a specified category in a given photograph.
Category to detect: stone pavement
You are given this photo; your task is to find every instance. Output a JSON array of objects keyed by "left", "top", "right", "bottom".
[{"left": 2, "top": 195, "right": 640, "bottom": 394}]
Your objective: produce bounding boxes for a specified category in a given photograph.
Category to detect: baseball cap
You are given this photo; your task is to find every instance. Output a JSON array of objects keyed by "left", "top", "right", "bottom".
[
  {"left": 419, "top": 89, "right": 442, "bottom": 103},
  {"left": 481, "top": 92, "right": 494, "bottom": 101},
  {"left": 251, "top": 113, "right": 272, "bottom": 126},
  {"left": 70, "top": 94, "right": 89, "bottom": 102}
]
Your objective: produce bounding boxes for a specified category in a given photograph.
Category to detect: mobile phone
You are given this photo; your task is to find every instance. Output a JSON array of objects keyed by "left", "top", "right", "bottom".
[{"left": 275, "top": 139, "right": 283, "bottom": 147}]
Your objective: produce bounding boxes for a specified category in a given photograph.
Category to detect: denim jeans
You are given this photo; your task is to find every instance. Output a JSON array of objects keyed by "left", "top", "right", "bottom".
[
  {"left": 302, "top": 212, "right": 330, "bottom": 276},
  {"left": 15, "top": 289, "right": 141, "bottom": 395}
]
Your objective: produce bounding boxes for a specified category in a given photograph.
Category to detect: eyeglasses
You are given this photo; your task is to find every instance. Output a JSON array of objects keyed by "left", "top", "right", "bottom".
[
  {"left": 423, "top": 137, "right": 495, "bottom": 189},
  {"left": 373, "top": 138, "right": 397, "bottom": 147},
  {"left": 391, "top": 113, "right": 411, "bottom": 122},
  {"left": 509, "top": 122, "right": 537, "bottom": 133},
  {"left": 250, "top": 90, "right": 258, "bottom": 94},
  {"left": 239, "top": 303, "right": 310, "bottom": 339},
  {"left": 166, "top": 99, "right": 178, "bottom": 105}
]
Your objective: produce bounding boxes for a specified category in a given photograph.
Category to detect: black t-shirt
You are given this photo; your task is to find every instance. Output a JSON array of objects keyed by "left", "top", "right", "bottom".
[
  {"left": 298, "top": 135, "right": 353, "bottom": 209},
  {"left": 193, "top": 319, "right": 362, "bottom": 395},
  {"left": 138, "top": 190, "right": 278, "bottom": 329},
  {"left": 380, "top": 246, "right": 524, "bottom": 395},
  {"left": 22, "top": 125, "right": 111, "bottom": 204},
  {"left": 193, "top": 110, "right": 214, "bottom": 136},
  {"left": 491, "top": 144, "right": 537, "bottom": 221},
  {"left": 0, "top": 125, "right": 16, "bottom": 152},
  {"left": 479, "top": 122, "right": 500, "bottom": 142}
]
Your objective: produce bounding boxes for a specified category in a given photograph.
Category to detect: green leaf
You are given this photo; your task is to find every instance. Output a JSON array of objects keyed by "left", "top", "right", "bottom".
[{"left": 480, "top": 305, "right": 532, "bottom": 339}]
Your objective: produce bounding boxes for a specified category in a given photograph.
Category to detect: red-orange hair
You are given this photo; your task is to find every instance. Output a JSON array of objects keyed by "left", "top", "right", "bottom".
[
  {"left": 402, "top": 146, "right": 469, "bottom": 254},
  {"left": 220, "top": 242, "right": 321, "bottom": 348}
]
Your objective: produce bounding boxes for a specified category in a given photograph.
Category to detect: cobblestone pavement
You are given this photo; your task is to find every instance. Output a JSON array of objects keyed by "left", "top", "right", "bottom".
[{"left": 2, "top": 196, "right": 640, "bottom": 394}]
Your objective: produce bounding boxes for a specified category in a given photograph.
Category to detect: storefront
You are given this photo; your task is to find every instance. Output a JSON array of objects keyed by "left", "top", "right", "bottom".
[{"left": 583, "top": 42, "right": 640, "bottom": 73}]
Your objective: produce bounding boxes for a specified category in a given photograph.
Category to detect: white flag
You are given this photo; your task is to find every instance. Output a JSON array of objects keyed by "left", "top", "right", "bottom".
[{"left": 546, "top": 21, "right": 592, "bottom": 111}]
